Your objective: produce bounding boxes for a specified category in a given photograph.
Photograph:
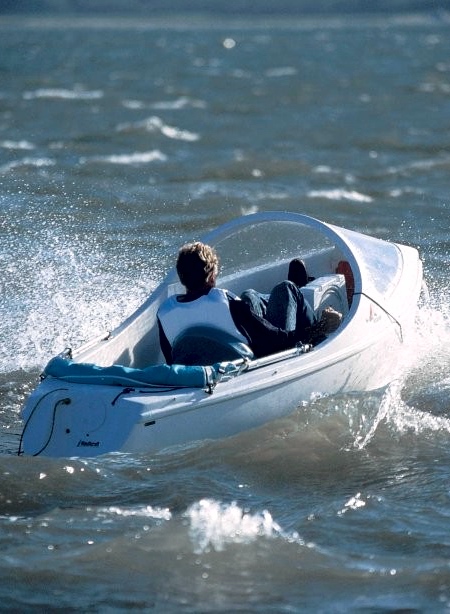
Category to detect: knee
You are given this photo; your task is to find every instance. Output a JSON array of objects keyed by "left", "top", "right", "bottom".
[
  {"left": 241, "top": 289, "right": 257, "bottom": 300},
  {"left": 240, "top": 289, "right": 268, "bottom": 317},
  {"left": 240, "top": 289, "right": 260, "bottom": 305},
  {"left": 271, "top": 280, "right": 299, "bottom": 300}
]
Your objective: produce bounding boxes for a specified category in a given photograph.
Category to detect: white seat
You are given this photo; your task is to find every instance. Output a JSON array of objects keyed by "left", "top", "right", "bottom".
[{"left": 300, "top": 274, "right": 349, "bottom": 318}]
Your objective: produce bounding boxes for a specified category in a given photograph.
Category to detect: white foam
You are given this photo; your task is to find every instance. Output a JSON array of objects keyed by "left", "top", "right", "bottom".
[
  {"left": 122, "top": 99, "right": 146, "bottom": 109},
  {"left": 23, "top": 88, "right": 103, "bottom": 100},
  {"left": 186, "top": 498, "right": 283, "bottom": 553},
  {"left": 0, "top": 157, "right": 55, "bottom": 173},
  {"left": 308, "top": 188, "right": 373, "bottom": 203},
  {"left": 265, "top": 66, "right": 297, "bottom": 77},
  {"left": 80, "top": 150, "right": 167, "bottom": 165},
  {"left": 353, "top": 294, "right": 450, "bottom": 447},
  {"left": 100, "top": 505, "right": 172, "bottom": 520},
  {"left": 151, "top": 96, "right": 206, "bottom": 110},
  {"left": 116, "top": 115, "right": 199, "bottom": 142},
  {"left": 0, "top": 238, "right": 150, "bottom": 372},
  {"left": 0, "top": 140, "right": 35, "bottom": 150}
]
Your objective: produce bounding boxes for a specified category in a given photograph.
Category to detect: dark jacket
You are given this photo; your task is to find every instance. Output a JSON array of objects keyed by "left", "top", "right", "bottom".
[{"left": 158, "top": 289, "right": 317, "bottom": 364}]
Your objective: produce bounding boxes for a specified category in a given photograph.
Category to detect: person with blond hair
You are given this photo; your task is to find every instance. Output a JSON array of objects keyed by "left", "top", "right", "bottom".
[{"left": 157, "top": 241, "right": 321, "bottom": 365}]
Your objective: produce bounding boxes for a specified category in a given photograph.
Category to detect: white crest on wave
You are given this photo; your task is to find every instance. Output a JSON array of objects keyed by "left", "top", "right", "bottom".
[
  {"left": 308, "top": 189, "right": 373, "bottom": 203},
  {"left": 23, "top": 88, "right": 103, "bottom": 100},
  {"left": 79, "top": 150, "right": 167, "bottom": 165},
  {"left": 185, "top": 498, "right": 283, "bottom": 553},
  {"left": 116, "top": 115, "right": 199, "bottom": 142}
]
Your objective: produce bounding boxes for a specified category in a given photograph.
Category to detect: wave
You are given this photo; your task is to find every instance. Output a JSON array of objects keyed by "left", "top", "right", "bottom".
[
  {"left": 265, "top": 66, "right": 297, "bottom": 77},
  {"left": 79, "top": 150, "right": 167, "bottom": 165},
  {"left": 0, "top": 157, "right": 55, "bottom": 174},
  {"left": 116, "top": 115, "right": 200, "bottom": 142},
  {"left": 23, "top": 88, "right": 103, "bottom": 101},
  {"left": 150, "top": 96, "right": 207, "bottom": 110},
  {"left": 0, "top": 140, "right": 35, "bottom": 151},
  {"left": 307, "top": 188, "right": 373, "bottom": 203},
  {"left": 97, "top": 504, "right": 172, "bottom": 521},
  {"left": 387, "top": 154, "right": 450, "bottom": 176}
]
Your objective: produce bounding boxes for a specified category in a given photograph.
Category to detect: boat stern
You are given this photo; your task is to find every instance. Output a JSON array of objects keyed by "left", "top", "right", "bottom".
[{"left": 19, "top": 378, "right": 142, "bottom": 457}]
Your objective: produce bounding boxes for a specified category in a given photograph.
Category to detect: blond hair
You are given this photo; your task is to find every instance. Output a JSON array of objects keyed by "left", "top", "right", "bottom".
[{"left": 176, "top": 241, "right": 219, "bottom": 292}]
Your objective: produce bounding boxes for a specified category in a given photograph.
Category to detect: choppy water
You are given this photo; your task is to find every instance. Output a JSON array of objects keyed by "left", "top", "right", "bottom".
[{"left": 1, "top": 12, "right": 450, "bottom": 612}]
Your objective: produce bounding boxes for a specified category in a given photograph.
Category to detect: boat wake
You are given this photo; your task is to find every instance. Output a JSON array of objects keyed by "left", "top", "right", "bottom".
[{"left": 351, "top": 288, "right": 450, "bottom": 450}]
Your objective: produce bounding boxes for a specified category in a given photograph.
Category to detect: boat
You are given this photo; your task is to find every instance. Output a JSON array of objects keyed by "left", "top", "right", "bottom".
[{"left": 18, "top": 211, "right": 424, "bottom": 458}]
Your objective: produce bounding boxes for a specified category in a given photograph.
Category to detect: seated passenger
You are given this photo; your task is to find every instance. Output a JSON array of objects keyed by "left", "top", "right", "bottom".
[
  {"left": 240, "top": 258, "right": 310, "bottom": 324},
  {"left": 241, "top": 258, "right": 342, "bottom": 333},
  {"left": 157, "top": 242, "right": 324, "bottom": 365}
]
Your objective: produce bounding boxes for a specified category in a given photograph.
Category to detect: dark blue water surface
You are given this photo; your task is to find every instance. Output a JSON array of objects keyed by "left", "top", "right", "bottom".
[{"left": 1, "top": 12, "right": 450, "bottom": 612}]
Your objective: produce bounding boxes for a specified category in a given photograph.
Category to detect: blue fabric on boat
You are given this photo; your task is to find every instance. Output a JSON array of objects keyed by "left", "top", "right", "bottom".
[{"left": 44, "top": 356, "right": 214, "bottom": 388}]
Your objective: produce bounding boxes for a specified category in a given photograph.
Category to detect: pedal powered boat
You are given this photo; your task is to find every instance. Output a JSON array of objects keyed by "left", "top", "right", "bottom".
[{"left": 19, "top": 211, "right": 423, "bottom": 457}]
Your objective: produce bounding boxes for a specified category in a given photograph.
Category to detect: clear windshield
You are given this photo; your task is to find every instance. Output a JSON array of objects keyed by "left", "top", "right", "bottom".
[
  {"left": 334, "top": 227, "right": 402, "bottom": 297},
  {"left": 160, "top": 213, "right": 404, "bottom": 302},
  {"left": 211, "top": 219, "right": 335, "bottom": 277}
]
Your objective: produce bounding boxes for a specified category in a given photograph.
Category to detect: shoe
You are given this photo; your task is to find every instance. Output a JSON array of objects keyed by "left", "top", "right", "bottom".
[
  {"left": 288, "top": 258, "right": 308, "bottom": 287},
  {"left": 319, "top": 306, "right": 343, "bottom": 334}
]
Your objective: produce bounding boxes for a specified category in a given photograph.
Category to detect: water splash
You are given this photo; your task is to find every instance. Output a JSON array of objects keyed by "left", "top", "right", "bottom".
[
  {"left": 0, "top": 220, "right": 151, "bottom": 372},
  {"left": 353, "top": 379, "right": 404, "bottom": 449},
  {"left": 186, "top": 499, "right": 284, "bottom": 553},
  {"left": 352, "top": 287, "right": 450, "bottom": 448}
]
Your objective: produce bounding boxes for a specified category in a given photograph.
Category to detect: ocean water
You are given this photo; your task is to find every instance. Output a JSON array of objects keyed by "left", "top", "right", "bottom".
[{"left": 1, "top": 12, "right": 450, "bottom": 612}]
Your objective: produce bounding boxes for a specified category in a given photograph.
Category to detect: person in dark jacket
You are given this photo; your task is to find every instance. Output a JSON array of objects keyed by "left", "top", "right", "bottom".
[{"left": 157, "top": 241, "right": 324, "bottom": 364}]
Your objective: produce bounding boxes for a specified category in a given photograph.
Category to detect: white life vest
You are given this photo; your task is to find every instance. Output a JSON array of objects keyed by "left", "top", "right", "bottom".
[{"left": 157, "top": 287, "right": 248, "bottom": 346}]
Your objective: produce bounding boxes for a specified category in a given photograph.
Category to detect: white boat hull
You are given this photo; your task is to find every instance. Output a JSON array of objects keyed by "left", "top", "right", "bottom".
[{"left": 19, "top": 212, "right": 423, "bottom": 457}]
